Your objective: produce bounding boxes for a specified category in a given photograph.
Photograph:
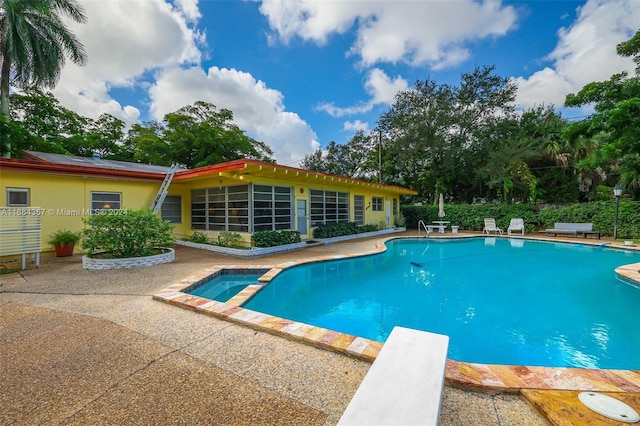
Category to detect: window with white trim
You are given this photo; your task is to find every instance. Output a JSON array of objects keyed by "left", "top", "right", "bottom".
[
  {"left": 354, "top": 195, "right": 364, "bottom": 225},
  {"left": 372, "top": 196, "right": 383, "bottom": 211},
  {"left": 91, "top": 192, "right": 121, "bottom": 214},
  {"left": 7, "top": 188, "right": 29, "bottom": 206},
  {"left": 161, "top": 195, "right": 182, "bottom": 223},
  {"left": 253, "top": 185, "right": 293, "bottom": 231},
  {"left": 310, "top": 189, "right": 349, "bottom": 226},
  {"left": 190, "top": 185, "right": 249, "bottom": 232}
]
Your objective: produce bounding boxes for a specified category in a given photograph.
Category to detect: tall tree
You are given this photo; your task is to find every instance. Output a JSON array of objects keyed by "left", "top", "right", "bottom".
[
  {"left": 127, "top": 101, "right": 275, "bottom": 168},
  {"left": 0, "top": 0, "right": 87, "bottom": 156},
  {"left": 377, "top": 66, "right": 518, "bottom": 203},
  {"left": 6, "top": 88, "right": 87, "bottom": 154},
  {"left": 564, "top": 29, "right": 640, "bottom": 199},
  {"left": 301, "top": 131, "right": 378, "bottom": 179}
]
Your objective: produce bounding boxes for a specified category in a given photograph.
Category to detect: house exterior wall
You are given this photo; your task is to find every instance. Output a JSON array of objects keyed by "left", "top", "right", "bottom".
[
  {"left": 1, "top": 161, "right": 410, "bottom": 257},
  {"left": 181, "top": 174, "right": 401, "bottom": 244},
  {"left": 0, "top": 170, "right": 161, "bottom": 253}
]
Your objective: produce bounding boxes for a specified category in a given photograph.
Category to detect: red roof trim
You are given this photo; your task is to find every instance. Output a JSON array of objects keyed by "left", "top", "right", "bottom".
[
  {"left": 0, "top": 158, "right": 165, "bottom": 180},
  {"left": 175, "top": 159, "right": 417, "bottom": 193},
  {"left": 1, "top": 156, "right": 417, "bottom": 194}
]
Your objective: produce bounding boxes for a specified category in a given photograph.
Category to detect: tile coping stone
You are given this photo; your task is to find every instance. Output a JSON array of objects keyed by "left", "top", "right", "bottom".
[{"left": 153, "top": 235, "right": 640, "bottom": 393}]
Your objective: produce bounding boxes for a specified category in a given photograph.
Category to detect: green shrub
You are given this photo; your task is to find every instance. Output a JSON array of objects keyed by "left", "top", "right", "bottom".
[
  {"left": 401, "top": 200, "right": 640, "bottom": 238},
  {"left": 82, "top": 208, "right": 175, "bottom": 258},
  {"left": 252, "top": 230, "right": 301, "bottom": 247},
  {"left": 359, "top": 224, "right": 379, "bottom": 233},
  {"left": 217, "top": 231, "right": 243, "bottom": 248},
  {"left": 401, "top": 203, "right": 538, "bottom": 233},
  {"left": 187, "top": 230, "right": 210, "bottom": 244},
  {"left": 48, "top": 229, "right": 81, "bottom": 246},
  {"left": 312, "top": 221, "right": 384, "bottom": 238}
]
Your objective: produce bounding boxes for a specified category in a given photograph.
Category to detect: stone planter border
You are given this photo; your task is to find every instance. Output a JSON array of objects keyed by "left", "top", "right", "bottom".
[
  {"left": 177, "top": 227, "right": 407, "bottom": 258},
  {"left": 82, "top": 248, "right": 175, "bottom": 270}
]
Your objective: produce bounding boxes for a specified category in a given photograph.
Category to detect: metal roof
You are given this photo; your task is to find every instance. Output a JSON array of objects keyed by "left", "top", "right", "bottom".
[{"left": 23, "top": 151, "right": 178, "bottom": 174}]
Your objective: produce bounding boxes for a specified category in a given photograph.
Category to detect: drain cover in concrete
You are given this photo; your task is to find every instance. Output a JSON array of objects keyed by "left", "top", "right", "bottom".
[{"left": 578, "top": 392, "right": 640, "bottom": 423}]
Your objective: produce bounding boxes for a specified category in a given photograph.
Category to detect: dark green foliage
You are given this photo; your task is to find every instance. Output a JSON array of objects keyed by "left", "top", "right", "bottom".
[
  {"left": 402, "top": 200, "right": 640, "bottom": 238},
  {"left": 47, "top": 229, "right": 81, "bottom": 246},
  {"left": 537, "top": 200, "right": 640, "bottom": 239},
  {"left": 252, "top": 230, "right": 301, "bottom": 247},
  {"left": 402, "top": 203, "right": 538, "bottom": 233},
  {"left": 5, "top": 92, "right": 276, "bottom": 166},
  {"left": 312, "top": 222, "right": 379, "bottom": 238},
  {"left": 217, "top": 231, "right": 243, "bottom": 248},
  {"left": 187, "top": 231, "right": 210, "bottom": 244},
  {"left": 82, "top": 209, "right": 175, "bottom": 258}
]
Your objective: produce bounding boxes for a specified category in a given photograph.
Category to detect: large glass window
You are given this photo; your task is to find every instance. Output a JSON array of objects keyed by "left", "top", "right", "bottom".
[
  {"left": 91, "top": 192, "right": 121, "bottom": 214},
  {"left": 191, "top": 189, "right": 207, "bottom": 230},
  {"left": 252, "top": 185, "right": 293, "bottom": 231},
  {"left": 310, "top": 189, "right": 349, "bottom": 226},
  {"left": 354, "top": 195, "right": 364, "bottom": 225},
  {"left": 7, "top": 188, "right": 29, "bottom": 206},
  {"left": 191, "top": 185, "right": 294, "bottom": 232},
  {"left": 191, "top": 186, "right": 249, "bottom": 232},
  {"left": 161, "top": 195, "right": 182, "bottom": 223}
]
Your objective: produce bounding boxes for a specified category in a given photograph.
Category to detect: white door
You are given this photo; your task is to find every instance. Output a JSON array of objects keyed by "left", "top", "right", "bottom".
[{"left": 297, "top": 199, "right": 308, "bottom": 235}]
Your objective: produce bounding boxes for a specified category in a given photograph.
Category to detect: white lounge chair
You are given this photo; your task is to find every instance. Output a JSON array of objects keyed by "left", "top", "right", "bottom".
[
  {"left": 483, "top": 218, "right": 503, "bottom": 235},
  {"left": 507, "top": 218, "right": 525, "bottom": 236}
]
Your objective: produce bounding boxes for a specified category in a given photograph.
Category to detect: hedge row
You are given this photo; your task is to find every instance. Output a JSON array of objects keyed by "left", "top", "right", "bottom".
[
  {"left": 252, "top": 230, "right": 302, "bottom": 247},
  {"left": 313, "top": 222, "right": 379, "bottom": 239},
  {"left": 401, "top": 200, "right": 640, "bottom": 239}
]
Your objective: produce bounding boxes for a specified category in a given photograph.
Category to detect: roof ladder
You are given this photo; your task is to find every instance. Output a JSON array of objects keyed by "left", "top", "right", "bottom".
[{"left": 152, "top": 163, "right": 179, "bottom": 214}]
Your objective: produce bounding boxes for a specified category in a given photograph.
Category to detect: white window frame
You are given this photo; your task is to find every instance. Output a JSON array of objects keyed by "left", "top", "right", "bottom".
[
  {"left": 372, "top": 196, "right": 383, "bottom": 211},
  {"left": 6, "top": 188, "right": 30, "bottom": 207},
  {"left": 91, "top": 192, "right": 122, "bottom": 214},
  {"left": 161, "top": 195, "right": 182, "bottom": 223}
]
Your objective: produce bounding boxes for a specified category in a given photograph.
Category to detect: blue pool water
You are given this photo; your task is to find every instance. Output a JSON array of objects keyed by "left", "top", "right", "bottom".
[
  {"left": 189, "top": 274, "right": 262, "bottom": 302},
  {"left": 243, "top": 238, "right": 640, "bottom": 369}
]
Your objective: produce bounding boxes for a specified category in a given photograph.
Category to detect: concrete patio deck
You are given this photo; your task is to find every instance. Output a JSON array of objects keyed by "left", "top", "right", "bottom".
[{"left": 2, "top": 231, "right": 632, "bottom": 425}]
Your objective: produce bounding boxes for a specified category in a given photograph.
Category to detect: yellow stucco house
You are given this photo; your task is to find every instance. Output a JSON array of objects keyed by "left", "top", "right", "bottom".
[{"left": 0, "top": 151, "right": 416, "bottom": 262}]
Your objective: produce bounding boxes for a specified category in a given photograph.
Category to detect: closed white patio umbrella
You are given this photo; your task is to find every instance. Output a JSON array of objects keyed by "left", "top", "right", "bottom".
[{"left": 438, "top": 193, "right": 445, "bottom": 218}]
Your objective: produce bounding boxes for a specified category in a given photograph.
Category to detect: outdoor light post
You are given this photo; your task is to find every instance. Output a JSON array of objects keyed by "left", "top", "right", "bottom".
[{"left": 613, "top": 186, "right": 622, "bottom": 240}]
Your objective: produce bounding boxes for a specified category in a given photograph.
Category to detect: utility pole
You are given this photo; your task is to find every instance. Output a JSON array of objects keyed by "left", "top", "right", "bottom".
[{"left": 378, "top": 130, "right": 382, "bottom": 183}]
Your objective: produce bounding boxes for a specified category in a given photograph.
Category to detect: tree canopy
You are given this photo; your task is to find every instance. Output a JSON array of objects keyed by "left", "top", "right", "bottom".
[
  {"left": 303, "top": 30, "right": 640, "bottom": 203},
  {"left": 564, "top": 29, "right": 640, "bottom": 198},
  {"left": 1, "top": 90, "right": 275, "bottom": 167}
]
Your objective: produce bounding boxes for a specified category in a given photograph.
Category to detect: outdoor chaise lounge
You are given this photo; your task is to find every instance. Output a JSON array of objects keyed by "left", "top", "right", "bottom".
[
  {"left": 543, "top": 222, "right": 601, "bottom": 239},
  {"left": 507, "top": 218, "right": 525, "bottom": 236},
  {"left": 483, "top": 218, "right": 503, "bottom": 235}
]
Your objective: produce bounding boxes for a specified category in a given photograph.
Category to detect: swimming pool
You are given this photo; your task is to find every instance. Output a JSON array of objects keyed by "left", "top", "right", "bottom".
[
  {"left": 189, "top": 274, "right": 262, "bottom": 302},
  {"left": 243, "top": 237, "right": 640, "bottom": 370}
]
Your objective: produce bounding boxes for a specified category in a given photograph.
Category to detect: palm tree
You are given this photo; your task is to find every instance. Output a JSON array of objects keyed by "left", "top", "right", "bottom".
[{"left": 1, "top": 0, "right": 87, "bottom": 156}]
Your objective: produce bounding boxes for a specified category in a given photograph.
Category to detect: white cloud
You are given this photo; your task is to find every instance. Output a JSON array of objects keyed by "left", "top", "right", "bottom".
[
  {"left": 174, "top": 0, "right": 201, "bottom": 23},
  {"left": 514, "top": 0, "right": 639, "bottom": 110},
  {"left": 53, "top": 0, "right": 202, "bottom": 124},
  {"left": 365, "top": 68, "right": 408, "bottom": 104},
  {"left": 260, "top": 0, "right": 518, "bottom": 69},
  {"left": 317, "top": 68, "right": 408, "bottom": 117},
  {"left": 259, "top": 0, "right": 363, "bottom": 45},
  {"left": 343, "top": 120, "right": 369, "bottom": 132},
  {"left": 149, "top": 66, "right": 319, "bottom": 165},
  {"left": 49, "top": 0, "right": 319, "bottom": 165}
]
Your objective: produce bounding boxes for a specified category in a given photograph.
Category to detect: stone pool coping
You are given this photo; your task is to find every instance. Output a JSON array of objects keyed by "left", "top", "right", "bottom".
[{"left": 153, "top": 234, "right": 640, "bottom": 393}]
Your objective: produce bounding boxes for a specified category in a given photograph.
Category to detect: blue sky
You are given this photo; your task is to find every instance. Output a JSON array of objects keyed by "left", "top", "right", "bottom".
[{"left": 52, "top": 0, "right": 639, "bottom": 165}]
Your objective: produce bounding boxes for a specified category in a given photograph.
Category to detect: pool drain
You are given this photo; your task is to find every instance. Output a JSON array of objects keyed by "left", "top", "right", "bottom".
[{"left": 578, "top": 392, "right": 640, "bottom": 423}]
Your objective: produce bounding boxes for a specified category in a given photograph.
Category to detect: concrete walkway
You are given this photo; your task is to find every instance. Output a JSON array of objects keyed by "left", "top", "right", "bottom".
[{"left": 0, "top": 235, "right": 546, "bottom": 425}]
